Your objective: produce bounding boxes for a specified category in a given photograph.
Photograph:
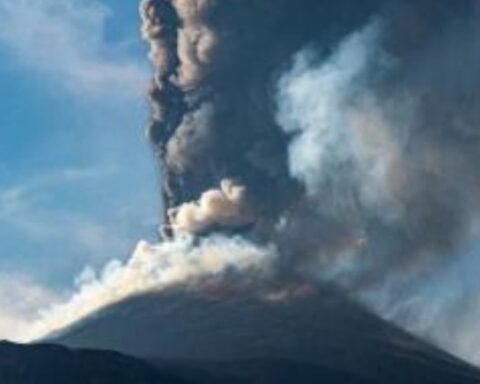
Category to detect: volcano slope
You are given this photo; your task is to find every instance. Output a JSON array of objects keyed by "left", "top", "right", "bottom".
[
  {"left": 0, "top": 341, "right": 192, "bottom": 384},
  {"left": 52, "top": 285, "right": 480, "bottom": 383}
]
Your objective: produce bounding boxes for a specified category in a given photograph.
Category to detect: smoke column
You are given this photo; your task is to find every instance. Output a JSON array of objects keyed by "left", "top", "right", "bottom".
[
  {"left": 139, "top": 0, "right": 382, "bottom": 237},
  {"left": 138, "top": 0, "right": 480, "bottom": 362},
  {"left": 24, "top": 0, "right": 480, "bottom": 365},
  {"left": 140, "top": 0, "right": 480, "bottom": 286}
]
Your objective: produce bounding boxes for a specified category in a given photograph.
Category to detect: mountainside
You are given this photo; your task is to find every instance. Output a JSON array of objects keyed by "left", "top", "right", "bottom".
[
  {"left": 150, "top": 358, "right": 375, "bottom": 384},
  {"left": 53, "top": 286, "right": 480, "bottom": 383},
  {"left": 0, "top": 341, "right": 190, "bottom": 384},
  {"left": 4, "top": 341, "right": 478, "bottom": 384}
]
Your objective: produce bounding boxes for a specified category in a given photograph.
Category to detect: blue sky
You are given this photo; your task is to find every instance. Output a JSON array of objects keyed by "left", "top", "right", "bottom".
[{"left": 0, "top": 0, "right": 160, "bottom": 336}]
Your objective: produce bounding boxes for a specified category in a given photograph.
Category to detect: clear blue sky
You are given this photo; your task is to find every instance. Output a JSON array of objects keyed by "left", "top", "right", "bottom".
[{"left": 0, "top": 0, "right": 161, "bottom": 334}]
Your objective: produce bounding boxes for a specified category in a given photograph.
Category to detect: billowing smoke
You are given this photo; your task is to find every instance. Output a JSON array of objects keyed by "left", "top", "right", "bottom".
[
  {"left": 25, "top": 0, "right": 480, "bottom": 365},
  {"left": 276, "top": 0, "right": 480, "bottom": 362},
  {"left": 24, "top": 235, "right": 275, "bottom": 341},
  {"left": 137, "top": 0, "right": 480, "bottom": 361},
  {"left": 276, "top": 1, "right": 480, "bottom": 283},
  {"left": 140, "top": 0, "right": 480, "bottom": 285},
  {"left": 168, "top": 179, "right": 254, "bottom": 235},
  {"left": 140, "top": 0, "right": 382, "bottom": 236}
]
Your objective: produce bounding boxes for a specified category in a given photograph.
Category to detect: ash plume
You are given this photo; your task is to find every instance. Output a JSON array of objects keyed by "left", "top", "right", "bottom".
[
  {"left": 168, "top": 179, "right": 254, "bottom": 235},
  {"left": 140, "top": 0, "right": 382, "bottom": 236},
  {"left": 276, "top": 0, "right": 480, "bottom": 285},
  {"left": 140, "top": 0, "right": 480, "bottom": 286},
  {"left": 25, "top": 0, "right": 480, "bottom": 366},
  {"left": 136, "top": 0, "right": 480, "bottom": 361}
]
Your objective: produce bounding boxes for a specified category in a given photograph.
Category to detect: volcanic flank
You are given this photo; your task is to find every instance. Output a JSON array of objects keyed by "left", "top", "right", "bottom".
[
  {"left": 54, "top": 285, "right": 480, "bottom": 383},
  {"left": 26, "top": 0, "right": 480, "bottom": 378}
]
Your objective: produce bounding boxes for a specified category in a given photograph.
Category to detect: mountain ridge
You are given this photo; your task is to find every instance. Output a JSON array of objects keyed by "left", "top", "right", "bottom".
[
  {"left": 52, "top": 285, "right": 480, "bottom": 383},
  {"left": 0, "top": 340, "right": 192, "bottom": 384}
]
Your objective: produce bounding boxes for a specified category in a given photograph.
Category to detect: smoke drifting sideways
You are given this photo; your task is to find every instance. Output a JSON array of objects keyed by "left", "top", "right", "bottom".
[
  {"left": 276, "top": 1, "right": 480, "bottom": 284},
  {"left": 139, "top": 0, "right": 480, "bottom": 360},
  {"left": 24, "top": 0, "right": 480, "bottom": 364},
  {"left": 24, "top": 235, "right": 275, "bottom": 342},
  {"left": 274, "top": 0, "right": 480, "bottom": 361},
  {"left": 140, "top": 0, "right": 480, "bottom": 286}
]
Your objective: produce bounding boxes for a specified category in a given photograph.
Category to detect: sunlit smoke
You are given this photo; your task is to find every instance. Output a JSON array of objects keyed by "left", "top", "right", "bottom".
[
  {"left": 168, "top": 179, "right": 254, "bottom": 235},
  {"left": 24, "top": 235, "right": 275, "bottom": 341}
]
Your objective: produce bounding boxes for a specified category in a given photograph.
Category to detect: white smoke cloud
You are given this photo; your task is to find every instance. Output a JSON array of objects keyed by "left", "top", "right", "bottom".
[
  {"left": 24, "top": 234, "right": 275, "bottom": 342},
  {"left": 0, "top": 275, "right": 59, "bottom": 342},
  {"left": 275, "top": 17, "right": 480, "bottom": 366},
  {"left": 276, "top": 23, "right": 404, "bottom": 220},
  {"left": 359, "top": 238, "right": 480, "bottom": 366},
  {"left": 168, "top": 179, "right": 254, "bottom": 235}
]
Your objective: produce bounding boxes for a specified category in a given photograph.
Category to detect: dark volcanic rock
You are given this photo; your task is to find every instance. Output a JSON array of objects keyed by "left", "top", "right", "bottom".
[
  {"left": 53, "top": 286, "right": 480, "bottom": 383},
  {"left": 151, "top": 357, "right": 374, "bottom": 384},
  {"left": 0, "top": 341, "right": 190, "bottom": 384}
]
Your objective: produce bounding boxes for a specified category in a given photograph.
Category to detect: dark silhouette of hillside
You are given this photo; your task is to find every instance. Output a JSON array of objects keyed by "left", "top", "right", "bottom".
[
  {"left": 53, "top": 286, "right": 480, "bottom": 383},
  {"left": 0, "top": 341, "right": 191, "bottom": 384}
]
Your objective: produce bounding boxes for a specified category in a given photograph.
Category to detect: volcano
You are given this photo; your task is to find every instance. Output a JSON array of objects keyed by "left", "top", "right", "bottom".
[{"left": 51, "top": 286, "right": 480, "bottom": 383}]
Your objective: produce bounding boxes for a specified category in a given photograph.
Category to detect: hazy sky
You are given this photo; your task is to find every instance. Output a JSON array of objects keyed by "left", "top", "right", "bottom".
[{"left": 0, "top": 0, "right": 160, "bottom": 336}]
